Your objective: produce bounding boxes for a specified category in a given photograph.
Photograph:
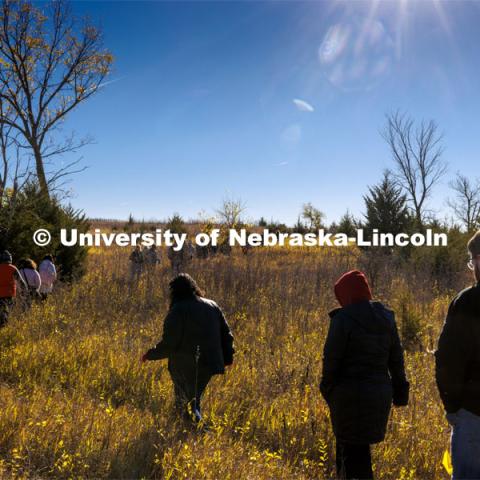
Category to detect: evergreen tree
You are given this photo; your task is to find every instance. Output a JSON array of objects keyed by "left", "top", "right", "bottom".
[
  {"left": 363, "top": 171, "right": 412, "bottom": 235},
  {"left": 337, "top": 210, "right": 358, "bottom": 237},
  {"left": 166, "top": 214, "right": 187, "bottom": 234},
  {"left": 0, "top": 183, "right": 89, "bottom": 280}
]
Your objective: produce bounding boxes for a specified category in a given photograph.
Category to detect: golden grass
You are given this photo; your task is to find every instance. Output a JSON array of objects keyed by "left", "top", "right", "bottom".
[{"left": 0, "top": 246, "right": 455, "bottom": 478}]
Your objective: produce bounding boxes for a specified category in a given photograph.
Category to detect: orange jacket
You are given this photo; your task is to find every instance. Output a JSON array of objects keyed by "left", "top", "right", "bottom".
[{"left": 0, "top": 264, "right": 17, "bottom": 298}]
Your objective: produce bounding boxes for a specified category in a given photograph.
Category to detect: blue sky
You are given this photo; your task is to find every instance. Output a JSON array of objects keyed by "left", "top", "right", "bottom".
[{"left": 60, "top": 0, "right": 480, "bottom": 224}]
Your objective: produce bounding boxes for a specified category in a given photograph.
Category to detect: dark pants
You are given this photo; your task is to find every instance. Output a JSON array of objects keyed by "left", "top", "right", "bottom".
[
  {"left": 168, "top": 360, "right": 212, "bottom": 423},
  {"left": 0, "top": 297, "right": 13, "bottom": 328},
  {"left": 21, "top": 288, "right": 39, "bottom": 311},
  {"left": 336, "top": 442, "right": 373, "bottom": 480}
]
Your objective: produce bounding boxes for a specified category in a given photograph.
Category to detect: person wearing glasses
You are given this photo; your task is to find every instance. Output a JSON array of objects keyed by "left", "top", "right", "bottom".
[{"left": 436, "top": 230, "right": 480, "bottom": 479}]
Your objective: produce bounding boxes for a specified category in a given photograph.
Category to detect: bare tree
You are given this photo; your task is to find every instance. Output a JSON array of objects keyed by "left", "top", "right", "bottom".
[
  {"left": 0, "top": 105, "right": 14, "bottom": 204},
  {"left": 382, "top": 111, "right": 447, "bottom": 227},
  {"left": 301, "top": 202, "right": 325, "bottom": 231},
  {"left": 216, "top": 195, "right": 247, "bottom": 228},
  {"left": 0, "top": 87, "right": 29, "bottom": 207},
  {"left": 447, "top": 172, "right": 480, "bottom": 232},
  {"left": 0, "top": 0, "right": 113, "bottom": 197}
]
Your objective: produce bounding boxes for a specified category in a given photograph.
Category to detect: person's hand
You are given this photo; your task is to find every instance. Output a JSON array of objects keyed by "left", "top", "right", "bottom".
[{"left": 141, "top": 353, "right": 148, "bottom": 364}]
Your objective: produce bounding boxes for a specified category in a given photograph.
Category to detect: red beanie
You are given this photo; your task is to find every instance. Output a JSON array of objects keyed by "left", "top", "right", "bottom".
[{"left": 334, "top": 270, "right": 372, "bottom": 307}]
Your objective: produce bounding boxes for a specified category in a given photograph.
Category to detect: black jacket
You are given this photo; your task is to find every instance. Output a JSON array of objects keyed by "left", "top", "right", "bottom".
[
  {"left": 145, "top": 296, "right": 234, "bottom": 374},
  {"left": 320, "top": 301, "right": 409, "bottom": 445},
  {"left": 435, "top": 282, "right": 480, "bottom": 416}
]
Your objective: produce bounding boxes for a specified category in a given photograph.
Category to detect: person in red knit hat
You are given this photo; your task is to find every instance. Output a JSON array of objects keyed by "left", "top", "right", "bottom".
[
  {"left": 334, "top": 270, "right": 373, "bottom": 308},
  {"left": 320, "top": 270, "right": 409, "bottom": 480}
]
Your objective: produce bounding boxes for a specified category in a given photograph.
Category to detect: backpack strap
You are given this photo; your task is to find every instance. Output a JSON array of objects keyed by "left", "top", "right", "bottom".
[{"left": 21, "top": 269, "right": 31, "bottom": 288}]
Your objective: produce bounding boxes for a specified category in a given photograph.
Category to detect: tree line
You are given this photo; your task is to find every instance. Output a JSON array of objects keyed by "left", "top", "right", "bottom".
[
  {"left": 261, "top": 112, "right": 479, "bottom": 236},
  {"left": 0, "top": 0, "right": 478, "bottom": 282}
]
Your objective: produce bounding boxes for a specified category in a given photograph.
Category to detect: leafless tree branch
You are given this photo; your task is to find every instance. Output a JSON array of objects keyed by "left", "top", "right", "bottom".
[
  {"left": 0, "top": 0, "right": 113, "bottom": 197},
  {"left": 447, "top": 172, "right": 480, "bottom": 232},
  {"left": 382, "top": 111, "right": 447, "bottom": 227}
]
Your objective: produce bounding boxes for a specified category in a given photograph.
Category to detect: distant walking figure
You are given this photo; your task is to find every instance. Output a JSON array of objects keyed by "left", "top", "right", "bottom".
[
  {"left": 18, "top": 258, "right": 41, "bottom": 308},
  {"left": 168, "top": 240, "right": 195, "bottom": 276},
  {"left": 144, "top": 245, "right": 160, "bottom": 298},
  {"left": 144, "top": 245, "right": 160, "bottom": 271},
  {"left": 129, "top": 246, "right": 144, "bottom": 283},
  {"left": 39, "top": 255, "right": 57, "bottom": 300},
  {"left": 320, "top": 270, "right": 409, "bottom": 480},
  {"left": 0, "top": 251, "right": 27, "bottom": 326},
  {"left": 167, "top": 246, "right": 184, "bottom": 276},
  {"left": 142, "top": 274, "right": 234, "bottom": 423},
  {"left": 436, "top": 230, "right": 480, "bottom": 480}
]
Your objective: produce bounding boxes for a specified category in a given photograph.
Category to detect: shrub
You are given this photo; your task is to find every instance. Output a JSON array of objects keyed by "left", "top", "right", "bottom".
[
  {"left": 0, "top": 184, "right": 89, "bottom": 281},
  {"left": 409, "top": 227, "right": 468, "bottom": 291},
  {"left": 397, "top": 289, "right": 424, "bottom": 351},
  {"left": 166, "top": 213, "right": 187, "bottom": 234}
]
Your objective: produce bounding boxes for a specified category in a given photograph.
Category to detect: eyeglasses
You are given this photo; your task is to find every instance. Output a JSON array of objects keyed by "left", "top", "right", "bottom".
[{"left": 468, "top": 255, "right": 480, "bottom": 271}]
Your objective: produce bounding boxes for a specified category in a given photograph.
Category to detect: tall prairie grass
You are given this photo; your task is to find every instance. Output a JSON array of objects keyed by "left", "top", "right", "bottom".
[{"left": 0, "top": 245, "right": 459, "bottom": 478}]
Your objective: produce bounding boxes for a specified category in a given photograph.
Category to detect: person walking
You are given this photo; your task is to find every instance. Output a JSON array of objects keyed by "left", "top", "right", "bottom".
[
  {"left": 142, "top": 274, "right": 234, "bottom": 423},
  {"left": 144, "top": 245, "right": 160, "bottom": 271},
  {"left": 38, "top": 255, "right": 57, "bottom": 300},
  {"left": 144, "top": 245, "right": 160, "bottom": 300},
  {"left": 129, "top": 246, "right": 144, "bottom": 283},
  {"left": 167, "top": 246, "right": 184, "bottom": 276},
  {"left": 436, "top": 230, "right": 480, "bottom": 480},
  {"left": 320, "top": 270, "right": 409, "bottom": 480},
  {"left": 0, "top": 251, "right": 27, "bottom": 326},
  {"left": 18, "top": 258, "right": 41, "bottom": 309}
]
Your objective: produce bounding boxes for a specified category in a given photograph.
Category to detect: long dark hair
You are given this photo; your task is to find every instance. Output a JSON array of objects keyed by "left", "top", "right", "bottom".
[
  {"left": 169, "top": 274, "right": 204, "bottom": 306},
  {"left": 19, "top": 258, "right": 37, "bottom": 270}
]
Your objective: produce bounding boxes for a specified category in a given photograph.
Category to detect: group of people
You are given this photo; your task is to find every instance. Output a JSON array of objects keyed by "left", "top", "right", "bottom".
[
  {"left": 2, "top": 228, "right": 480, "bottom": 479},
  {"left": 167, "top": 242, "right": 195, "bottom": 276},
  {"left": 141, "top": 229, "right": 480, "bottom": 480},
  {"left": 0, "top": 250, "right": 57, "bottom": 325},
  {"left": 129, "top": 242, "right": 198, "bottom": 281},
  {"left": 129, "top": 245, "right": 161, "bottom": 282},
  {"left": 129, "top": 236, "right": 245, "bottom": 284}
]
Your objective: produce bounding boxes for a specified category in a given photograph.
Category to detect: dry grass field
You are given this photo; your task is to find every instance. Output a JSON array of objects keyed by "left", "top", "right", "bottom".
[{"left": 0, "top": 244, "right": 462, "bottom": 479}]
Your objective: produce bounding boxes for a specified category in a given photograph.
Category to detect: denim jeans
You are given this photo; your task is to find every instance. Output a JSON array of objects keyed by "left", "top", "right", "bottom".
[
  {"left": 168, "top": 360, "right": 212, "bottom": 423},
  {"left": 448, "top": 408, "right": 480, "bottom": 480}
]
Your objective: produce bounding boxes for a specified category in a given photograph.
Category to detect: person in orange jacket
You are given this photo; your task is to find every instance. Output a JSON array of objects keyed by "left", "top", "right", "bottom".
[{"left": 0, "top": 250, "right": 27, "bottom": 327}]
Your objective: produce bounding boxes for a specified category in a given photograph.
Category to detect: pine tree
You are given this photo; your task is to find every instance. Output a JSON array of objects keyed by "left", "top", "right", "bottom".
[
  {"left": 337, "top": 210, "right": 358, "bottom": 237},
  {"left": 363, "top": 171, "right": 412, "bottom": 235}
]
